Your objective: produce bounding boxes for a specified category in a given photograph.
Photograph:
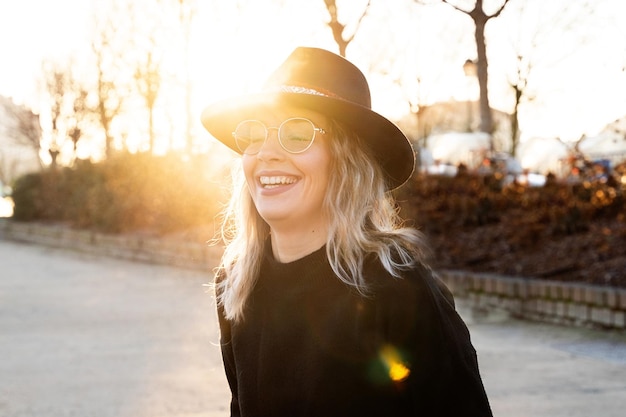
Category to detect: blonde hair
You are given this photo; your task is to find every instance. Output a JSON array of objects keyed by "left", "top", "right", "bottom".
[{"left": 215, "top": 121, "right": 427, "bottom": 321}]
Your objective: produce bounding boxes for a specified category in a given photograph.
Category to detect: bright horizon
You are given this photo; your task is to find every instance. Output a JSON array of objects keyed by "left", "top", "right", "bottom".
[{"left": 1, "top": 0, "right": 625, "bottom": 157}]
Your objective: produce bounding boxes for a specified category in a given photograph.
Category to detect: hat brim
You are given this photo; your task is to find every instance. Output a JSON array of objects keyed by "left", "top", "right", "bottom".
[{"left": 201, "top": 93, "right": 415, "bottom": 190}]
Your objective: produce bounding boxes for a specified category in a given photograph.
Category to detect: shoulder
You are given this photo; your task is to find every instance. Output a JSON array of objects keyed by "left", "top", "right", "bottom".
[{"left": 364, "top": 257, "right": 453, "bottom": 307}]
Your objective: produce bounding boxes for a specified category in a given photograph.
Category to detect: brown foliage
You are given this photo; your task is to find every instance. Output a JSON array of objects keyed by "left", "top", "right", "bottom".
[{"left": 397, "top": 166, "right": 626, "bottom": 287}]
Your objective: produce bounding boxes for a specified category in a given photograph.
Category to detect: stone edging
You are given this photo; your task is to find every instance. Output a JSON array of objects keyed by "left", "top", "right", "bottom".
[
  {"left": 438, "top": 271, "right": 626, "bottom": 330},
  {"left": 2, "top": 220, "right": 624, "bottom": 330},
  {"left": 0, "top": 220, "right": 222, "bottom": 272}
]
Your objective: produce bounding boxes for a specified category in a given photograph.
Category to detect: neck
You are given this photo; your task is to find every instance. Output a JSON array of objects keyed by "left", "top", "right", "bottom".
[{"left": 269, "top": 222, "right": 328, "bottom": 263}]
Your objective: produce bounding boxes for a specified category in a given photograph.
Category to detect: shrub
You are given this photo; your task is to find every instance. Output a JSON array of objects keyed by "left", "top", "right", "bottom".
[
  {"left": 12, "top": 154, "right": 625, "bottom": 244},
  {"left": 10, "top": 152, "right": 225, "bottom": 235},
  {"left": 396, "top": 169, "right": 625, "bottom": 237},
  {"left": 11, "top": 172, "right": 44, "bottom": 221}
]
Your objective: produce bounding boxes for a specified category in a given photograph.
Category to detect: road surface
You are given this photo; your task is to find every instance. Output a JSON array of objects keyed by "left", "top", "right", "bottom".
[{"left": 1, "top": 239, "right": 625, "bottom": 416}]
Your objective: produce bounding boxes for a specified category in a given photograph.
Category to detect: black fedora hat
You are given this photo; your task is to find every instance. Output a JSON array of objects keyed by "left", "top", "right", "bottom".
[{"left": 201, "top": 47, "right": 415, "bottom": 189}]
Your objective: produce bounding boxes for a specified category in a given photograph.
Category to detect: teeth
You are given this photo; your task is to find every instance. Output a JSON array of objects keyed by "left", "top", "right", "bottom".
[{"left": 259, "top": 176, "right": 297, "bottom": 186}]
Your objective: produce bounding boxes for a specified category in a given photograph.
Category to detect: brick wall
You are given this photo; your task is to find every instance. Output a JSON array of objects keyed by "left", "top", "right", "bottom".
[{"left": 439, "top": 271, "right": 626, "bottom": 330}]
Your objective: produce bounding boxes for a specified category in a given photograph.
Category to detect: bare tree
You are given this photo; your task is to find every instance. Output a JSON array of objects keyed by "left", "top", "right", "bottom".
[
  {"left": 134, "top": 50, "right": 162, "bottom": 154},
  {"left": 120, "top": 0, "right": 181, "bottom": 153},
  {"left": 445, "top": 0, "right": 512, "bottom": 140},
  {"left": 323, "top": 0, "right": 372, "bottom": 57},
  {"left": 41, "top": 63, "right": 93, "bottom": 167},
  {"left": 502, "top": 0, "right": 598, "bottom": 157},
  {"left": 125, "top": 0, "right": 165, "bottom": 154},
  {"left": 507, "top": 53, "right": 531, "bottom": 157},
  {"left": 417, "top": 0, "right": 513, "bottom": 145},
  {"left": 43, "top": 66, "right": 69, "bottom": 168},
  {"left": 67, "top": 87, "right": 92, "bottom": 161},
  {"left": 89, "top": 4, "right": 129, "bottom": 159},
  {"left": 175, "top": 0, "right": 197, "bottom": 155}
]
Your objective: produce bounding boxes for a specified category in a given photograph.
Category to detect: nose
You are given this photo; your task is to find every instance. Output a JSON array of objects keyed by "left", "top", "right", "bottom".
[{"left": 256, "top": 127, "right": 284, "bottom": 160}]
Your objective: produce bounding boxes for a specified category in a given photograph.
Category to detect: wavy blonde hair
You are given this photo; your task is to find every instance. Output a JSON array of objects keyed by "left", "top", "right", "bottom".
[{"left": 215, "top": 120, "right": 427, "bottom": 321}]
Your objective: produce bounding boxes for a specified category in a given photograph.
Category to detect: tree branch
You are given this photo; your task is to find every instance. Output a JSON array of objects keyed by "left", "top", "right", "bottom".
[
  {"left": 490, "top": 0, "right": 512, "bottom": 19},
  {"left": 441, "top": 0, "right": 470, "bottom": 13},
  {"left": 345, "top": 0, "right": 372, "bottom": 44}
]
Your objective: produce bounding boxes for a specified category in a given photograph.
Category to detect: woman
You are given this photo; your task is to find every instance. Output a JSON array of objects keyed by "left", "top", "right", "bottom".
[{"left": 201, "top": 47, "right": 492, "bottom": 417}]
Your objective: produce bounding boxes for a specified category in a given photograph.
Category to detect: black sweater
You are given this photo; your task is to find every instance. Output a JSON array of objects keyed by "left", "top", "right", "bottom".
[{"left": 217, "top": 246, "right": 493, "bottom": 417}]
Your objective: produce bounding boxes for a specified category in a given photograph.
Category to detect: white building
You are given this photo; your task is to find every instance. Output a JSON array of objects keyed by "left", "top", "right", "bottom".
[
  {"left": 579, "top": 117, "right": 626, "bottom": 166},
  {"left": 0, "top": 95, "right": 42, "bottom": 189}
]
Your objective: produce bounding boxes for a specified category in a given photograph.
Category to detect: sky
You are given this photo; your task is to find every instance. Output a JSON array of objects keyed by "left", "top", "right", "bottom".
[
  {"left": 1, "top": 0, "right": 626, "bottom": 163},
  {"left": 0, "top": 0, "right": 93, "bottom": 103}
]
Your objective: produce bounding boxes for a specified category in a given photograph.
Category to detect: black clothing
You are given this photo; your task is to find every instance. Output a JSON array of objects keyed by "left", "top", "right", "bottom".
[{"left": 216, "top": 246, "right": 492, "bottom": 416}]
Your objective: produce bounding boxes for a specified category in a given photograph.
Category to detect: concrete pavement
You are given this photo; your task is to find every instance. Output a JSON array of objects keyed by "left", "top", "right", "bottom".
[
  {"left": 466, "top": 310, "right": 626, "bottom": 416},
  {"left": 0, "top": 240, "right": 229, "bottom": 417},
  {"left": 1, "top": 239, "right": 625, "bottom": 416}
]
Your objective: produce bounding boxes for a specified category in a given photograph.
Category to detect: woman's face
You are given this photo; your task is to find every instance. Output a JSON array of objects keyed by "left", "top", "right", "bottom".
[{"left": 241, "top": 106, "right": 331, "bottom": 234}]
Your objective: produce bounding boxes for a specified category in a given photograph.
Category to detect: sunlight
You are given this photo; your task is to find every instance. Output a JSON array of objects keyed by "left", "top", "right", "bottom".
[
  {"left": 1, "top": 0, "right": 626, "bottom": 168},
  {"left": 0, "top": 197, "right": 14, "bottom": 218},
  {"left": 192, "top": 1, "right": 330, "bottom": 101},
  {"left": 379, "top": 345, "right": 411, "bottom": 383}
]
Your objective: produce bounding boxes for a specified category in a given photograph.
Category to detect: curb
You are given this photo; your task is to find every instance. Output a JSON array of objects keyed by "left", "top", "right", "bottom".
[
  {"left": 438, "top": 271, "right": 626, "bottom": 330},
  {"left": 0, "top": 219, "right": 222, "bottom": 272}
]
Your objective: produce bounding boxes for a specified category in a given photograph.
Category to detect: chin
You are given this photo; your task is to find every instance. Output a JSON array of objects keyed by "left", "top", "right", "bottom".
[{"left": 257, "top": 209, "right": 292, "bottom": 225}]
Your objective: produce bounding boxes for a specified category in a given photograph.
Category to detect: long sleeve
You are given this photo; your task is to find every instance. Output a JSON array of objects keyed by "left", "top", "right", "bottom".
[
  {"left": 404, "top": 264, "right": 492, "bottom": 416},
  {"left": 217, "top": 303, "right": 241, "bottom": 417}
]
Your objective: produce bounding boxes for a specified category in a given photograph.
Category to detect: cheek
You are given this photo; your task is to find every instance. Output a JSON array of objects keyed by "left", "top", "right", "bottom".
[
  {"left": 317, "top": 161, "right": 332, "bottom": 187},
  {"left": 307, "top": 155, "right": 333, "bottom": 196},
  {"left": 314, "top": 149, "right": 332, "bottom": 185}
]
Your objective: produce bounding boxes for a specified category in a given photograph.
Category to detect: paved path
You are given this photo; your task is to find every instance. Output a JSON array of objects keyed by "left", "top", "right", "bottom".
[{"left": 1, "top": 239, "right": 625, "bottom": 416}]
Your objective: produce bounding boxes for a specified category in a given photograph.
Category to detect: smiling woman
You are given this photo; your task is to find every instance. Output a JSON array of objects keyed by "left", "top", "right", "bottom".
[
  {"left": 201, "top": 46, "right": 493, "bottom": 417},
  {"left": 239, "top": 106, "right": 332, "bottom": 259}
]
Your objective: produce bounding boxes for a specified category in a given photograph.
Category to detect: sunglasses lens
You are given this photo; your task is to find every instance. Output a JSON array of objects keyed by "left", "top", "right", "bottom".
[
  {"left": 234, "top": 120, "right": 266, "bottom": 154},
  {"left": 279, "top": 118, "right": 316, "bottom": 153}
]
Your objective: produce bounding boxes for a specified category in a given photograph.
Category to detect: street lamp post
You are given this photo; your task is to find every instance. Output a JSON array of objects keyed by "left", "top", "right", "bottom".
[{"left": 463, "top": 59, "right": 477, "bottom": 133}]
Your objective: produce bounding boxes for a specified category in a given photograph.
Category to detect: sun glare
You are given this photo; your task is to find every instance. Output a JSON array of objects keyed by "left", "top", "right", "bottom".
[
  {"left": 192, "top": 1, "right": 330, "bottom": 100},
  {"left": 2, "top": 0, "right": 626, "bottom": 170},
  {"left": 0, "top": 197, "right": 14, "bottom": 218},
  {"left": 379, "top": 345, "right": 411, "bottom": 383}
]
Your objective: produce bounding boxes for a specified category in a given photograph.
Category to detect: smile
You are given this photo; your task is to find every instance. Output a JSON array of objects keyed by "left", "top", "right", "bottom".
[{"left": 259, "top": 176, "right": 299, "bottom": 188}]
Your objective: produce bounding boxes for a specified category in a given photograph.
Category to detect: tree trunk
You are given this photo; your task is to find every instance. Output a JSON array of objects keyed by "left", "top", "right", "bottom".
[
  {"left": 510, "top": 86, "right": 522, "bottom": 157},
  {"left": 474, "top": 18, "right": 493, "bottom": 139}
]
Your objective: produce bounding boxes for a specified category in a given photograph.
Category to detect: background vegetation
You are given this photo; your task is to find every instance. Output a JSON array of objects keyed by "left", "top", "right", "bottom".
[
  {"left": 398, "top": 162, "right": 626, "bottom": 287},
  {"left": 10, "top": 153, "right": 626, "bottom": 287},
  {"left": 11, "top": 152, "right": 224, "bottom": 235}
]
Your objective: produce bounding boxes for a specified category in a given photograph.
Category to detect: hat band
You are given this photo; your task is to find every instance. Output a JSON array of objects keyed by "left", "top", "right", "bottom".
[{"left": 276, "top": 85, "right": 340, "bottom": 99}]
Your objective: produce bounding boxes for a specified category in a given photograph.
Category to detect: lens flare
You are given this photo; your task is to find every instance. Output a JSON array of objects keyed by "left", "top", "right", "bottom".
[{"left": 379, "top": 345, "right": 411, "bottom": 383}]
